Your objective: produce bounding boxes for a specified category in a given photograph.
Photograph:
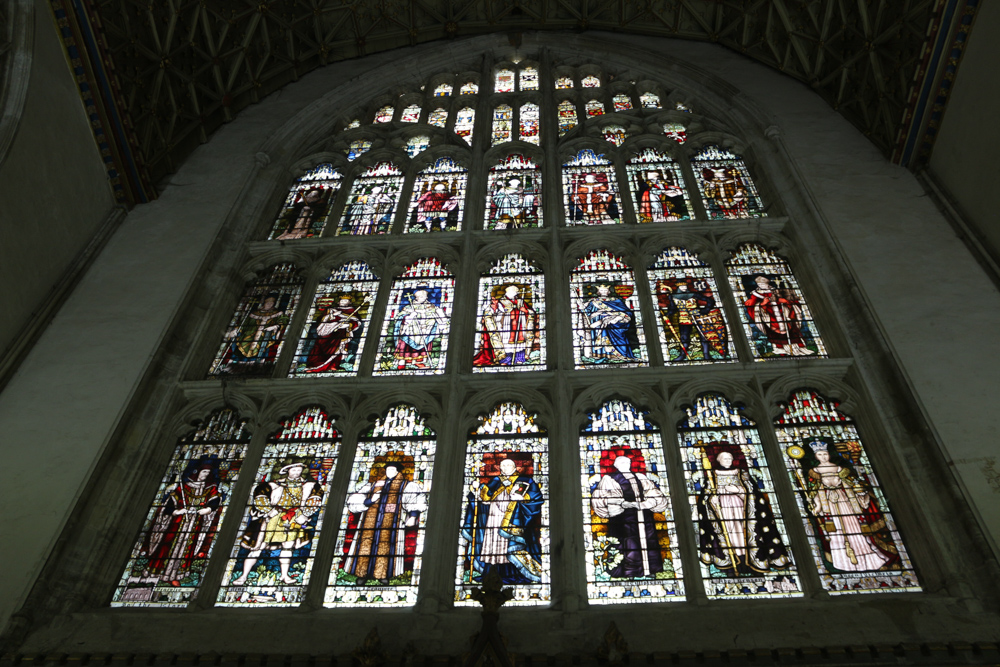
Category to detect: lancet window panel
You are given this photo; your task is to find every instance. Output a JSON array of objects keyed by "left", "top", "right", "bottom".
[
  {"left": 486, "top": 154, "right": 543, "bottom": 229},
  {"left": 625, "top": 148, "right": 692, "bottom": 222},
  {"left": 663, "top": 123, "right": 687, "bottom": 144},
  {"left": 400, "top": 105, "right": 421, "bottom": 123},
  {"left": 289, "top": 261, "right": 379, "bottom": 377},
  {"left": 405, "top": 135, "right": 430, "bottom": 157},
  {"left": 326, "top": 405, "right": 436, "bottom": 608},
  {"left": 775, "top": 390, "right": 920, "bottom": 594},
  {"left": 581, "top": 75, "right": 601, "bottom": 88},
  {"left": 581, "top": 400, "right": 685, "bottom": 604},
  {"left": 427, "top": 108, "right": 448, "bottom": 128},
  {"left": 519, "top": 103, "right": 540, "bottom": 145},
  {"left": 555, "top": 76, "right": 574, "bottom": 89},
  {"left": 336, "top": 162, "right": 405, "bottom": 236},
  {"left": 217, "top": 408, "right": 341, "bottom": 607},
  {"left": 455, "top": 107, "right": 476, "bottom": 145},
  {"left": 677, "top": 394, "right": 803, "bottom": 599},
  {"left": 267, "top": 164, "right": 342, "bottom": 240},
  {"left": 563, "top": 149, "right": 621, "bottom": 225},
  {"left": 612, "top": 94, "right": 632, "bottom": 112},
  {"left": 570, "top": 250, "right": 648, "bottom": 369},
  {"left": 472, "top": 254, "right": 546, "bottom": 372},
  {"left": 208, "top": 263, "right": 303, "bottom": 377},
  {"left": 112, "top": 409, "right": 251, "bottom": 607},
  {"left": 433, "top": 83, "right": 453, "bottom": 97},
  {"left": 404, "top": 158, "right": 468, "bottom": 233},
  {"left": 374, "top": 105, "right": 394, "bottom": 123},
  {"left": 492, "top": 105, "right": 513, "bottom": 146},
  {"left": 692, "top": 146, "right": 764, "bottom": 219},
  {"left": 459, "top": 82, "right": 479, "bottom": 95},
  {"left": 519, "top": 67, "right": 539, "bottom": 91},
  {"left": 585, "top": 99, "right": 605, "bottom": 117},
  {"left": 456, "top": 403, "right": 550, "bottom": 607},
  {"left": 495, "top": 68, "right": 516, "bottom": 93},
  {"left": 557, "top": 100, "right": 578, "bottom": 136},
  {"left": 639, "top": 92, "right": 661, "bottom": 108}
]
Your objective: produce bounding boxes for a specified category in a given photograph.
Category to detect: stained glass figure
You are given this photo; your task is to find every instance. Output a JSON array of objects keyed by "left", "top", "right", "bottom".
[
  {"left": 400, "top": 104, "right": 421, "bottom": 123},
  {"left": 405, "top": 157, "right": 467, "bottom": 233},
  {"left": 570, "top": 250, "right": 647, "bottom": 368},
  {"left": 519, "top": 103, "right": 540, "bottom": 145},
  {"left": 434, "top": 83, "right": 453, "bottom": 97},
  {"left": 775, "top": 390, "right": 920, "bottom": 594},
  {"left": 558, "top": 99, "right": 578, "bottom": 136},
  {"left": 555, "top": 76, "right": 574, "bottom": 89},
  {"left": 267, "top": 164, "right": 341, "bottom": 240},
  {"left": 456, "top": 403, "right": 550, "bottom": 606},
  {"left": 374, "top": 258, "right": 455, "bottom": 375},
  {"left": 647, "top": 248, "right": 735, "bottom": 364},
  {"left": 374, "top": 105, "right": 394, "bottom": 123},
  {"left": 626, "top": 148, "right": 692, "bottom": 222},
  {"left": 486, "top": 154, "right": 542, "bottom": 229},
  {"left": 217, "top": 408, "right": 340, "bottom": 606},
  {"left": 612, "top": 94, "right": 632, "bottom": 112},
  {"left": 727, "top": 244, "right": 827, "bottom": 359},
  {"left": 427, "top": 108, "right": 448, "bottom": 128},
  {"left": 346, "top": 119, "right": 361, "bottom": 129},
  {"left": 602, "top": 125, "right": 628, "bottom": 147},
  {"left": 676, "top": 102, "right": 692, "bottom": 113},
  {"left": 326, "top": 405, "right": 436, "bottom": 608},
  {"left": 585, "top": 99, "right": 605, "bottom": 117},
  {"left": 455, "top": 107, "right": 475, "bottom": 145},
  {"left": 289, "top": 261, "right": 379, "bottom": 377},
  {"left": 677, "top": 394, "right": 803, "bottom": 599},
  {"left": 492, "top": 105, "right": 513, "bottom": 145},
  {"left": 336, "top": 161, "right": 404, "bottom": 235},
  {"left": 112, "top": 409, "right": 250, "bottom": 606},
  {"left": 519, "top": 67, "right": 539, "bottom": 91},
  {"left": 639, "top": 92, "right": 661, "bottom": 109},
  {"left": 582, "top": 75, "right": 600, "bottom": 88},
  {"left": 692, "top": 145, "right": 764, "bottom": 219},
  {"left": 405, "top": 135, "right": 430, "bottom": 157},
  {"left": 346, "top": 140, "right": 373, "bottom": 161},
  {"left": 562, "top": 149, "right": 621, "bottom": 225},
  {"left": 209, "top": 263, "right": 302, "bottom": 376},
  {"left": 495, "top": 68, "right": 515, "bottom": 93},
  {"left": 581, "top": 400, "right": 684, "bottom": 603},
  {"left": 472, "top": 254, "right": 545, "bottom": 372},
  {"left": 663, "top": 123, "right": 687, "bottom": 144},
  {"left": 459, "top": 81, "right": 479, "bottom": 95}
]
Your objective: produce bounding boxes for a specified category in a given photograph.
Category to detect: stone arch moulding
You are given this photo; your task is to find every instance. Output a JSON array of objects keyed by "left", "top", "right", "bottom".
[{"left": 0, "top": 0, "right": 33, "bottom": 169}]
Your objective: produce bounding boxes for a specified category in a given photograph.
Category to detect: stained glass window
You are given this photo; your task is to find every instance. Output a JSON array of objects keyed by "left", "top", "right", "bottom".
[
  {"left": 427, "top": 108, "right": 448, "bottom": 128},
  {"left": 459, "top": 81, "right": 479, "bottom": 95},
  {"left": 582, "top": 75, "right": 600, "bottom": 88},
  {"left": 288, "top": 261, "right": 379, "bottom": 377},
  {"left": 456, "top": 403, "right": 550, "bottom": 606},
  {"left": 677, "top": 394, "right": 803, "bottom": 599},
  {"left": 373, "top": 258, "right": 455, "bottom": 375},
  {"left": 433, "top": 83, "right": 453, "bottom": 97},
  {"left": 346, "top": 140, "right": 373, "bottom": 161},
  {"left": 557, "top": 99, "right": 578, "bottom": 136},
  {"left": 570, "top": 250, "right": 647, "bottom": 368},
  {"left": 486, "top": 154, "right": 542, "bottom": 229},
  {"left": 602, "top": 124, "right": 628, "bottom": 147},
  {"left": 775, "top": 390, "right": 920, "bottom": 594},
  {"left": 267, "top": 164, "right": 341, "bottom": 240},
  {"left": 639, "top": 92, "right": 660, "bottom": 109},
  {"left": 112, "top": 409, "right": 250, "bottom": 607},
  {"left": 472, "top": 254, "right": 545, "bottom": 372},
  {"left": 555, "top": 76, "right": 573, "bottom": 89},
  {"left": 400, "top": 104, "right": 421, "bottom": 123},
  {"left": 455, "top": 107, "right": 475, "bottom": 145},
  {"left": 727, "top": 244, "right": 827, "bottom": 359},
  {"left": 676, "top": 101, "right": 692, "bottom": 113},
  {"left": 585, "top": 99, "right": 605, "bottom": 117},
  {"left": 519, "top": 102, "right": 540, "bottom": 145},
  {"left": 217, "top": 407, "right": 340, "bottom": 606},
  {"left": 336, "top": 161, "right": 404, "bottom": 236},
  {"left": 612, "top": 94, "right": 632, "bottom": 111},
  {"left": 519, "top": 67, "right": 539, "bottom": 91},
  {"left": 626, "top": 148, "right": 692, "bottom": 222},
  {"left": 374, "top": 105, "right": 394, "bottom": 123},
  {"left": 692, "top": 145, "right": 763, "bottom": 219},
  {"left": 663, "top": 123, "right": 687, "bottom": 143},
  {"left": 209, "top": 263, "right": 302, "bottom": 377},
  {"left": 581, "top": 400, "right": 684, "bottom": 604},
  {"left": 405, "top": 157, "right": 467, "bottom": 233},
  {"left": 563, "top": 149, "right": 621, "bottom": 225},
  {"left": 326, "top": 405, "right": 436, "bottom": 608},
  {"left": 492, "top": 104, "right": 513, "bottom": 145},
  {"left": 495, "top": 68, "right": 515, "bottom": 93},
  {"left": 346, "top": 119, "right": 361, "bottom": 129},
  {"left": 405, "top": 135, "right": 430, "bottom": 157}
]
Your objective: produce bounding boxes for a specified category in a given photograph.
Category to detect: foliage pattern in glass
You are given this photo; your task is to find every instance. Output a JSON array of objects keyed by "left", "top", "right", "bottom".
[
  {"left": 570, "top": 250, "right": 647, "bottom": 368},
  {"left": 626, "top": 148, "right": 692, "bottom": 222},
  {"left": 337, "top": 162, "right": 404, "bottom": 235},
  {"left": 486, "top": 154, "right": 542, "bottom": 229},
  {"left": 563, "top": 149, "right": 621, "bottom": 225},
  {"left": 267, "top": 164, "right": 341, "bottom": 240},
  {"left": 472, "top": 254, "right": 545, "bottom": 372},
  {"left": 692, "top": 145, "right": 763, "bottom": 219},
  {"left": 519, "top": 103, "right": 540, "bottom": 145},
  {"left": 405, "top": 158, "right": 467, "bottom": 233}
]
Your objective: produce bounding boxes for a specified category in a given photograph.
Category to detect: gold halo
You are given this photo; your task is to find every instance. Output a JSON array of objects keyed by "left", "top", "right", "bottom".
[{"left": 786, "top": 445, "right": 805, "bottom": 459}]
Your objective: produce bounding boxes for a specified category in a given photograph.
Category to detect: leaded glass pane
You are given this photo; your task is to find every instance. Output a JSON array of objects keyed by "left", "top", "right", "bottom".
[
  {"left": 374, "top": 105, "right": 394, "bottom": 123},
  {"left": 663, "top": 123, "right": 686, "bottom": 143},
  {"left": 472, "top": 254, "right": 545, "bottom": 372},
  {"left": 626, "top": 148, "right": 692, "bottom": 222},
  {"left": 676, "top": 102, "right": 692, "bottom": 113},
  {"left": 209, "top": 263, "right": 302, "bottom": 377},
  {"left": 570, "top": 250, "right": 647, "bottom": 368},
  {"left": 346, "top": 119, "right": 361, "bottom": 129},
  {"left": 602, "top": 124, "right": 627, "bottom": 147},
  {"left": 456, "top": 403, "right": 550, "bottom": 606},
  {"left": 775, "top": 390, "right": 920, "bottom": 594},
  {"left": 582, "top": 400, "right": 685, "bottom": 604},
  {"left": 404, "top": 157, "right": 467, "bottom": 234},
  {"left": 612, "top": 94, "right": 632, "bottom": 111},
  {"left": 519, "top": 67, "right": 539, "bottom": 91},
  {"left": 555, "top": 76, "right": 573, "bottom": 89},
  {"left": 288, "top": 261, "right": 379, "bottom": 377},
  {"left": 582, "top": 75, "right": 600, "bottom": 88},
  {"left": 677, "top": 394, "right": 803, "bottom": 599},
  {"left": 486, "top": 154, "right": 542, "bottom": 229},
  {"left": 325, "top": 405, "right": 435, "bottom": 607},
  {"left": 405, "top": 135, "right": 430, "bottom": 157},
  {"left": 400, "top": 104, "right": 421, "bottom": 122},
  {"left": 112, "top": 409, "right": 250, "bottom": 607},
  {"left": 727, "top": 244, "right": 827, "bottom": 359},
  {"left": 639, "top": 92, "right": 660, "bottom": 108},
  {"left": 267, "top": 164, "right": 341, "bottom": 240},
  {"left": 557, "top": 99, "right": 578, "bottom": 136},
  {"left": 648, "top": 248, "right": 736, "bottom": 364},
  {"left": 427, "top": 108, "right": 448, "bottom": 128},
  {"left": 563, "top": 149, "right": 621, "bottom": 225},
  {"left": 519, "top": 102, "right": 540, "bottom": 145},
  {"left": 373, "top": 258, "right": 454, "bottom": 375},
  {"left": 495, "top": 68, "right": 515, "bottom": 93},
  {"left": 455, "top": 107, "right": 475, "bottom": 145},
  {"left": 346, "top": 140, "right": 373, "bottom": 161},
  {"left": 336, "top": 162, "right": 404, "bottom": 235},
  {"left": 492, "top": 104, "right": 513, "bottom": 145},
  {"left": 459, "top": 81, "right": 479, "bottom": 95},
  {"left": 433, "top": 83, "right": 452, "bottom": 97},
  {"left": 217, "top": 408, "right": 341, "bottom": 606},
  {"left": 585, "top": 99, "right": 605, "bottom": 117},
  {"left": 692, "top": 145, "right": 764, "bottom": 219}
]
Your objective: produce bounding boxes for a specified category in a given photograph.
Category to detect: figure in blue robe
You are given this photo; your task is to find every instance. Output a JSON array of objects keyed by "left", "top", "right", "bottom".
[{"left": 583, "top": 284, "right": 639, "bottom": 362}]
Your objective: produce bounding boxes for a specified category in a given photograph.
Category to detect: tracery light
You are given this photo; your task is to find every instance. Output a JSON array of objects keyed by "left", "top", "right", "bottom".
[
  {"left": 374, "top": 105, "right": 394, "bottom": 123},
  {"left": 427, "top": 108, "right": 448, "bottom": 128},
  {"left": 405, "top": 135, "right": 430, "bottom": 157},
  {"left": 726, "top": 244, "right": 827, "bottom": 359},
  {"left": 459, "top": 81, "right": 479, "bottom": 95},
  {"left": 455, "top": 107, "right": 476, "bottom": 145},
  {"left": 373, "top": 258, "right": 455, "bottom": 375},
  {"left": 585, "top": 99, "right": 605, "bottom": 117},
  {"left": 112, "top": 409, "right": 250, "bottom": 607},
  {"left": 581, "top": 399, "right": 685, "bottom": 603},
  {"left": 692, "top": 145, "right": 763, "bottom": 219},
  {"left": 562, "top": 149, "right": 621, "bottom": 225},
  {"left": 336, "top": 161, "right": 404, "bottom": 235},
  {"left": 557, "top": 99, "right": 578, "bottom": 136},
  {"left": 775, "top": 391, "right": 920, "bottom": 594},
  {"left": 288, "top": 261, "right": 379, "bottom": 377},
  {"left": 582, "top": 75, "right": 601, "bottom": 88},
  {"left": 663, "top": 123, "right": 687, "bottom": 144},
  {"left": 346, "top": 119, "right": 361, "bottom": 129},
  {"left": 495, "top": 68, "right": 515, "bottom": 93},
  {"left": 602, "top": 124, "right": 628, "bottom": 147},
  {"left": 639, "top": 92, "right": 661, "bottom": 109},
  {"left": 519, "top": 102, "right": 540, "bottom": 145},
  {"left": 217, "top": 407, "right": 341, "bottom": 606},
  {"left": 486, "top": 154, "right": 542, "bottom": 229},
  {"left": 326, "top": 405, "right": 436, "bottom": 608},
  {"left": 400, "top": 104, "right": 421, "bottom": 122},
  {"left": 570, "top": 250, "right": 648, "bottom": 368},
  {"left": 267, "top": 163, "right": 341, "bottom": 240},
  {"left": 492, "top": 104, "right": 513, "bottom": 145},
  {"left": 519, "top": 67, "right": 539, "bottom": 91},
  {"left": 555, "top": 76, "right": 574, "bottom": 89},
  {"left": 676, "top": 102, "right": 692, "bottom": 113},
  {"left": 346, "top": 140, "right": 372, "bottom": 161},
  {"left": 677, "top": 394, "right": 803, "bottom": 599},
  {"left": 626, "top": 148, "right": 692, "bottom": 222},
  {"left": 456, "top": 403, "right": 550, "bottom": 606},
  {"left": 405, "top": 157, "right": 467, "bottom": 233},
  {"left": 472, "top": 254, "right": 546, "bottom": 372},
  {"left": 433, "top": 83, "right": 453, "bottom": 97},
  {"left": 612, "top": 94, "right": 632, "bottom": 111}
]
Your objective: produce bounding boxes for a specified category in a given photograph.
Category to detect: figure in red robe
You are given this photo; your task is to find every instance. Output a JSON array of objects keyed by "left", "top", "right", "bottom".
[
  {"left": 304, "top": 295, "right": 364, "bottom": 373},
  {"left": 743, "top": 275, "right": 815, "bottom": 357},
  {"left": 411, "top": 181, "right": 459, "bottom": 232},
  {"left": 472, "top": 284, "right": 540, "bottom": 367}
]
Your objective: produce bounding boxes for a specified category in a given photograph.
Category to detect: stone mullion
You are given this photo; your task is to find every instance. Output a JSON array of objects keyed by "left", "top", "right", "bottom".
[
  {"left": 708, "top": 238, "right": 756, "bottom": 364},
  {"left": 320, "top": 169, "right": 356, "bottom": 239},
  {"left": 633, "top": 253, "right": 665, "bottom": 368},
  {"left": 357, "top": 257, "right": 395, "bottom": 377},
  {"left": 272, "top": 269, "right": 320, "bottom": 379},
  {"left": 678, "top": 151, "right": 709, "bottom": 222}
]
